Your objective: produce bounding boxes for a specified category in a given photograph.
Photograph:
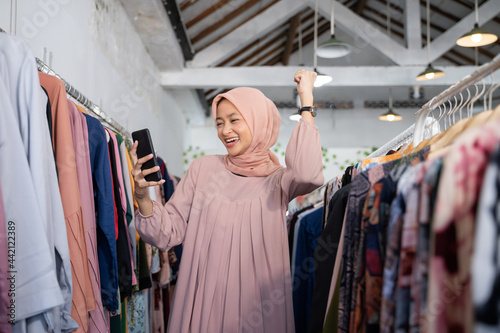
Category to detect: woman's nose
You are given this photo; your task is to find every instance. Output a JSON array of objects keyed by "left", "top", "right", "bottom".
[{"left": 223, "top": 124, "right": 233, "bottom": 135}]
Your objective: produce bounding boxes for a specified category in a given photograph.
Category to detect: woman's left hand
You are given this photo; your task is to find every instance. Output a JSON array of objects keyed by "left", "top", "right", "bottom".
[{"left": 294, "top": 69, "right": 317, "bottom": 99}]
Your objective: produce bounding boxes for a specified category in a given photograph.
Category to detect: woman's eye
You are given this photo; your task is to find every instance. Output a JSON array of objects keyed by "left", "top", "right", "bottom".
[
  {"left": 216, "top": 123, "right": 223, "bottom": 127},
  {"left": 231, "top": 119, "right": 238, "bottom": 123}
]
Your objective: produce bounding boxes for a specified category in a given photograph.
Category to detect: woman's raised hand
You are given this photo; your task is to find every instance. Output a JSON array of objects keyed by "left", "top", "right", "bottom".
[
  {"left": 294, "top": 69, "right": 317, "bottom": 98},
  {"left": 130, "top": 140, "right": 165, "bottom": 200}
]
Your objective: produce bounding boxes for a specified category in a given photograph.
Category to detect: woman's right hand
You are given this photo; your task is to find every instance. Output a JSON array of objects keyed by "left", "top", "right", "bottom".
[{"left": 130, "top": 140, "right": 165, "bottom": 201}]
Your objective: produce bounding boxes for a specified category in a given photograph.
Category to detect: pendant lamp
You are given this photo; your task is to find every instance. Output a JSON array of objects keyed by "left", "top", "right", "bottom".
[
  {"left": 456, "top": 0, "right": 498, "bottom": 47},
  {"left": 314, "top": 68, "right": 332, "bottom": 87},
  {"left": 313, "top": 0, "right": 331, "bottom": 87},
  {"left": 416, "top": 0, "right": 445, "bottom": 81},
  {"left": 379, "top": 88, "right": 402, "bottom": 122},
  {"left": 316, "top": 0, "right": 351, "bottom": 58},
  {"left": 416, "top": 64, "right": 445, "bottom": 81}
]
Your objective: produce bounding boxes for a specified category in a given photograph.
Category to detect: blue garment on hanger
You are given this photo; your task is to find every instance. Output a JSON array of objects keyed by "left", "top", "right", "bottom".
[
  {"left": 85, "top": 114, "right": 119, "bottom": 310},
  {"left": 292, "top": 205, "right": 323, "bottom": 333}
]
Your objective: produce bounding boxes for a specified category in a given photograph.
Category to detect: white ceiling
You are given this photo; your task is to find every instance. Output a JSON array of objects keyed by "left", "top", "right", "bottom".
[{"left": 119, "top": 0, "right": 500, "bottom": 119}]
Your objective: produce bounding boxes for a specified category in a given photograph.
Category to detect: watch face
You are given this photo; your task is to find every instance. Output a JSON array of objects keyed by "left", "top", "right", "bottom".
[{"left": 311, "top": 107, "right": 317, "bottom": 117}]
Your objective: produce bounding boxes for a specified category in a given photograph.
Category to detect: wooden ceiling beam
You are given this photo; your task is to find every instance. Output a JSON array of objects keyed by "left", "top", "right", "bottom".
[
  {"left": 366, "top": 5, "right": 496, "bottom": 61},
  {"left": 264, "top": 53, "right": 284, "bottom": 66},
  {"left": 216, "top": 39, "right": 261, "bottom": 67},
  {"left": 281, "top": 13, "right": 301, "bottom": 65},
  {"left": 179, "top": 0, "right": 200, "bottom": 11},
  {"left": 234, "top": 33, "right": 286, "bottom": 66},
  {"left": 355, "top": 0, "right": 368, "bottom": 14},
  {"left": 374, "top": 0, "right": 500, "bottom": 48},
  {"left": 249, "top": 43, "right": 284, "bottom": 66},
  {"left": 219, "top": 11, "right": 316, "bottom": 67},
  {"left": 362, "top": 11, "right": 473, "bottom": 65},
  {"left": 195, "top": 0, "right": 280, "bottom": 49},
  {"left": 191, "top": 0, "right": 261, "bottom": 44},
  {"left": 186, "top": 0, "right": 232, "bottom": 29},
  {"left": 290, "top": 19, "right": 331, "bottom": 55}
]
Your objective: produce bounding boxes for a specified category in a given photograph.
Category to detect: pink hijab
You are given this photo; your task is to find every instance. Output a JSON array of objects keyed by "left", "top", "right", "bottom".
[{"left": 212, "top": 87, "right": 283, "bottom": 177}]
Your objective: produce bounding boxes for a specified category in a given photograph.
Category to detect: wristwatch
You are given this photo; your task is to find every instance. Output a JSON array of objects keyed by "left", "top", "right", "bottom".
[{"left": 299, "top": 106, "right": 317, "bottom": 117}]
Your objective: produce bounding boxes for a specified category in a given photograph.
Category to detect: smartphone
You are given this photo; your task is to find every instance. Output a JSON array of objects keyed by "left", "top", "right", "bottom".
[{"left": 132, "top": 128, "right": 163, "bottom": 182}]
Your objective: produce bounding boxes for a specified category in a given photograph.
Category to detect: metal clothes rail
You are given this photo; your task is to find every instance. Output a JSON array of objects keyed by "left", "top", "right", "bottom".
[
  {"left": 1, "top": 26, "right": 131, "bottom": 141},
  {"left": 36, "top": 58, "right": 131, "bottom": 141},
  {"left": 413, "top": 54, "right": 500, "bottom": 145}
]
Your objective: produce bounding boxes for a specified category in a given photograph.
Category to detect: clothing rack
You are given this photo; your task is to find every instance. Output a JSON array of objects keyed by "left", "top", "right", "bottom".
[
  {"left": 366, "top": 117, "right": 440, "bottom": 159},
  {"left": 413, "top": 54, "right": 500, "bottom": 145},
  {"left": 36, "top": 58, "right": 132, "bottom": 141},
  {"left": 1, "top": 26, "right": 131, "bottom": 142}
]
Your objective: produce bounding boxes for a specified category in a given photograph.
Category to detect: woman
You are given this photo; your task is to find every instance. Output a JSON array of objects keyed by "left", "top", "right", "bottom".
[{"left": 131, "top": 69, "right": 324, "bottom": 332}]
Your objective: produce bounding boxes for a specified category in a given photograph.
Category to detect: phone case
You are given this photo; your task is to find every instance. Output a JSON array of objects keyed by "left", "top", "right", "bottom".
[{"left": 132, "top": 128, "right": 163, "bottom": 182}]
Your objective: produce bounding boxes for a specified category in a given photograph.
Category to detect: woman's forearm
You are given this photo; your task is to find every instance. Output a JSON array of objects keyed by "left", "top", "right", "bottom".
[
  {"left": 299, "top": 92, "right": 315, "bottom": 126},
  {"left": 136, "top": 194, "right": 154, "bottom": 216}
]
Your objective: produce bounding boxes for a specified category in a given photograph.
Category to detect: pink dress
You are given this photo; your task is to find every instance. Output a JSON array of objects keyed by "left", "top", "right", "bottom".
[{"left": 136, "top": 119, "right": 324, "bottom": 332}]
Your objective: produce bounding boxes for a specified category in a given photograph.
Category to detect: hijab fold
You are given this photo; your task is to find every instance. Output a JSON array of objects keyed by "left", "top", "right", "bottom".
[{"left": 212, "top": 87, "right": 283, "bottom": 177}]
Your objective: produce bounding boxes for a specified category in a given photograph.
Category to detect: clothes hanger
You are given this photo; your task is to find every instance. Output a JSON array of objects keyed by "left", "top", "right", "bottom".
[
  {"left": 485, "top": 80, "right": 500, "bottom": 121},
  {"left": 460, "top": 75, "right": 494, "bottom": 132},
  {"left": 487, "top": 82, "right": 500, "bottom": 110},
  {"left": 433, "top": 76, "right": 495, "bottom": 154},
  {"left": 407, "top": 99, "right": 441, "bottom": 154}
]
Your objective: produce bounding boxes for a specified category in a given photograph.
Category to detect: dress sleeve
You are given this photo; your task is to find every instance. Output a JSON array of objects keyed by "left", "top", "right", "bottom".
[
  {"left": 281, "top": 118, "right": 324, "bottom": 200},
  {"left": 135, "top": 159, "right": 199, "bottom": 252}
]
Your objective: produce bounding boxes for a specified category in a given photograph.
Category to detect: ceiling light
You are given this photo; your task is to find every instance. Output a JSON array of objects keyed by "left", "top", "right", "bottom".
[
  {"left": 379, "top": 109, "right": 402, "bottom": 122},
  {"left": 416, "top": 64, "right": 445, "bottom": 81},
  {"left": 456, "top": 24, "right": 498, "bottom": 47},
  {"left": 316, "top": 0, "right": 351, "bottom": 58},
  {"left": 289, "top": 113, "right": 302, "bottom": 121},
  {"left": 456, "top": 0, "right": 498, "bottom": 48},
  {"left": 314, "top": 68, "right": 332, "bottom": 87},
  {"left": 416, "top": 0, "right": 445, "bottom": 81},
  {"left": 379, "top": 88, "right": 402, "bottom": 122},
  {"left": 312, "top": 1, "right": 332, "bottom": 87},
  {"left": 317, "top": 35, "right": 351, "bottom": 58}
]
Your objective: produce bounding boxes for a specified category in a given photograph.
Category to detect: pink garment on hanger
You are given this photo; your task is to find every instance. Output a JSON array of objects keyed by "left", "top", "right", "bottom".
[
  {"left": 39, "top": 72, "right": 95, "bottom": 332},
  {"left": 67, "top": 101, "right": 108, "bottom": 333}
]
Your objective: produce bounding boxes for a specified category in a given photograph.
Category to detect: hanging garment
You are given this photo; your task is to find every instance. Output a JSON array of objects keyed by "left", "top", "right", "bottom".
[
  {"left": 339, "top": 148, "right": 429, "bottom": 333},
  {"left": 68, "top": 101, "right": 107, "bottom": 333},
  {"left": 84, "top": 114, "right": 119, "bottom": 310},
  {"left": 0, "top": 76, "right": 65, "bottom": 328},
  {"left": 110, "top": 131, "right": 137, "bottom": 289},
  {"left": 106, "top": 129, "right": 134, "bottom": 300},
  {"left": 338, "top": 161, "right": 396, "bottom": 333},
  {"left": 292, "top": 205, "right": 323, "bottom": 333},
  {"left": 308, "top": 184, "right": 350, "bottom": 333},
  {"left": 412, "top": 157, "right": 442, "bottom": 330},
  {"left": 428, "top": 119, "right": 500, "bottom": 333},
  {"left": 0, "top": 34, "right": 76, "bottom": 332},
  {"left": 473, "top": 144, "right": 500, "bottom": 332},
  {"left": 136, "top": 119, "right": 324, "bottom": 332},
  {"left": 127, "top": 290, "right": 147, "bottom": 333},
  {"left": 39, "top": 71, "right": 95, "bottom": 332},
  {"left": 116, "top": 134, "right": 137, "bottom": 269}
]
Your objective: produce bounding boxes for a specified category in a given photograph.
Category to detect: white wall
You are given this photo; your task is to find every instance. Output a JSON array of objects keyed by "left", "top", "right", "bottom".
[{"left": 0, "top": 0, "right": 186, "bottom": 176}]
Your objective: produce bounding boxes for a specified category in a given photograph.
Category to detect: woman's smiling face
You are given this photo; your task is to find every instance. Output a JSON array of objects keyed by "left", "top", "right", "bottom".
[{"left": 216, "top": 99, "right": 253, "bottom": 157}]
